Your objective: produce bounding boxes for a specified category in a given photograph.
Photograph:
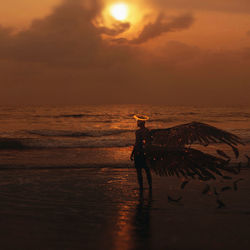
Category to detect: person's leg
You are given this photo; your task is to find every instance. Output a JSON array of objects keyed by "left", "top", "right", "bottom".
[
  {"left": 144, "top": 166, "right": 152, "bottom": 190},
  {"left": 136, "top": 167, "right": 143, "bottom": 191}
]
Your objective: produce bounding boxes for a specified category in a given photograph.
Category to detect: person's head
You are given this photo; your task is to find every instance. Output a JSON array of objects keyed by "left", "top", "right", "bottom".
[
  {"left": 137, "top": 120, "right": 145, "bottom": 128},
  {"left": 133, "top": 115, "right": 149, "bottom": 128}
]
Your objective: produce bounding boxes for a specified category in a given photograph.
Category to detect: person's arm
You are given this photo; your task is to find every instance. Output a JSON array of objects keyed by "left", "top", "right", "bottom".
[{"left": 130, "top": 147, "right": 135, "bottom": 161}]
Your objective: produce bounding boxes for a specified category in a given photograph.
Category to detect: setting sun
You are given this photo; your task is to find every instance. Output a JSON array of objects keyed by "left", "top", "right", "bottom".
[{"left": 110, "top": 3, "right": 129, "bottom": 21}]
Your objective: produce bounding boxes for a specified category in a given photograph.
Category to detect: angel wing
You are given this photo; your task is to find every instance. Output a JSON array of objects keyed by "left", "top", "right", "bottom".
[
  {"left": 149, "top": 122, "right": 243, "bottom": 158},
  {"left": 145, "top": 147, "right": 239, "bottom": 180},
  {"left": 144, "top": 122, "right": 243, "bottom": 180}
]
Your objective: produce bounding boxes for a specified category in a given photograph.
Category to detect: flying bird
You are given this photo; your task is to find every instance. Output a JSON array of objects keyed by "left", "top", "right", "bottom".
[
  {"left": 168, "top": 196, "right": 182, "bottom": 202},
  {"left": 144, "top": 122, "right": 243, "bottom": 180},
  {"left": 233, "top": 178, "right": 244, "bottom": 191},
  {"left": 221, "top": 186, "right": 232, "bottom": 192},
  {"left": 180, "top": 180, "right": 189, "bottom": 189},
  {"left": 216, "top": 199, "right": 226, "bottom": 209}
]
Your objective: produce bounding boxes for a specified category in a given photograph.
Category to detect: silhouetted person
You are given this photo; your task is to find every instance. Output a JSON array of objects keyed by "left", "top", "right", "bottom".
[{"left": 131, "top": 118, "right": 152, "bottom": 192}]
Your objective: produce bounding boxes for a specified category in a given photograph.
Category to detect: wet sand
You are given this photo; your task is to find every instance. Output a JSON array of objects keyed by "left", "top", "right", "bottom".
[{"left": 0, "top": 168, "right": 249, "bottom": 250}]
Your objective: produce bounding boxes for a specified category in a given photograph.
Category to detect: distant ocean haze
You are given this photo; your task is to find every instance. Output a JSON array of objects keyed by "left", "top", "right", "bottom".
[{"left": 0, "top": 105, "right": 249, "bottom": 169}]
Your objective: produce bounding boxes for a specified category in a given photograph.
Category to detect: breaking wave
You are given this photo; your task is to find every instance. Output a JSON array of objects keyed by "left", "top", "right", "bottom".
[
  {"left": 27, "top": 129, "right": 134, "bottom": 138},
  {"left": 0, "top": 137, "right": 134, "bottom": 150},
  {"left": 0, "top": 136, "right": 249, "bottom": 151}
]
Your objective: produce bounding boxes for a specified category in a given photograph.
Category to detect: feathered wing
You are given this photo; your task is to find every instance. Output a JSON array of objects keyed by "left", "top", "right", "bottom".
[
  {"left": 145, "top": 147, "right": 239, "bottom": 180},
  {"left": 149, "top": 122, "right": 243, "bottom": 158},
  {"left": 145, "top": 122, "right": 243, "bottom": 179}
]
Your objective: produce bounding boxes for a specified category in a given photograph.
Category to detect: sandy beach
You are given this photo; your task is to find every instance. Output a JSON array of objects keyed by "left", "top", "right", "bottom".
[
  {"left": 0, "top": 167, "right": 249, "bottom": 250},
  {"left": 1, "top": 0, "right": 250, "bottom": 247}
]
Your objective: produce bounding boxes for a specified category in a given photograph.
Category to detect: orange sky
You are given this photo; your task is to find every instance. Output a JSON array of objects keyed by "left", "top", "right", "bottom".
[{"left": 0, "top": 0, "right": 250, "bottom": 105}]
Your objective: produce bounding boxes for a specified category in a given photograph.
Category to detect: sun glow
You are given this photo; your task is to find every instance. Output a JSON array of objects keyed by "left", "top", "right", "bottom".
[{"left": 110, "top": 3, "right": 129, "bottom": 21}]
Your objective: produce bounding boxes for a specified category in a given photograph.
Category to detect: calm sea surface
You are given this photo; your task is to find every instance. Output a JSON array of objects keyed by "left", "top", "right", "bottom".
[
  {"left": 0, "top": 105, "right": 249, "bottom": 168},
  {"left": 0, "top": 105, "right": 249, "bottom": 250}
]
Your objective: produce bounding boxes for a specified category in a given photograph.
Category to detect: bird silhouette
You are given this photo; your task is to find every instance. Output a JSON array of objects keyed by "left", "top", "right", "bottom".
[
  {"left": 233, "top": 178, "right": 244, "bottom": 191},
  {"left": 216, "top": 199, "right": 226, "bottom": 208},
  {"left": 221, "top": 186, "right": 232, "bottom": 192},
  {"left": 168, "top": 196, "right": 182, "bottom": 202},
  {"left": 180, "top": 180, "right": 189, "bottom": 189}
]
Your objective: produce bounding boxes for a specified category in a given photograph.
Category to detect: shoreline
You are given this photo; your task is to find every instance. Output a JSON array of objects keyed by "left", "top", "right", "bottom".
[
  {"left": 0, "top": 163, "right": 249, "bottom": 171},
  {"left": 0, "top": 144, "right": 249, "bottom": 171},
  {"left": 0, "top": 168, "right": 249, "bottom": 249}
]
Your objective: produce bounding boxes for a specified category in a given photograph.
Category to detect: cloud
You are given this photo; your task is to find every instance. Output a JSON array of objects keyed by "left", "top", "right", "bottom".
[
  {"left": 0, "top": 25, "right": 12, "bottom": 38},
  {"left": 0, "top": 0, "right": 103, "bottom": 66},
  {"left": 98, "top": 22, "right": 131, "bottom": 36},
  {"left": 0, "top": 0, "right": 249, "bottom": 105},
  {"left": 148, "top": 0, "right": 250, "bottom": 14},
  {"left": 129, "top": 13, "right": 194, "bottom": 44},
  {"left": 112, "top": 13, "right": 195, "bottom": 45},
  {"left": 0, "top": 0, "right": 194, "bottom": 66},
  {"left": 0, "top": 0, "right": 137, "bottom": 68}
]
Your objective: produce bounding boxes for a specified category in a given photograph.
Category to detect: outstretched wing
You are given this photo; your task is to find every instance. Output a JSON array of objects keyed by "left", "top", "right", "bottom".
[
  {"left": 150, "top": 122, "right": 243, "bottom": 157},
  {"left": 145, "top": 147, "right": 239, "bottom": 180}
]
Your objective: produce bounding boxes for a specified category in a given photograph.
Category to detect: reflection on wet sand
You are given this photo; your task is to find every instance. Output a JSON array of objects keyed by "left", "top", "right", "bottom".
[
  {"left": 113, "top": 191, "right": 153, "bottom": 250},
  {"left": 112, "top": 202, "right": 133, "bottom": 250},
  {"left": 132, "top": 191, "right": 153, "bottom": 250}
]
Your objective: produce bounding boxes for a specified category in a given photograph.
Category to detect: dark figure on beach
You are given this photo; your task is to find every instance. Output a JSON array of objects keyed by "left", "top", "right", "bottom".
[
  {"left": 130, "top": 115, "right": 243, "bottom": 182},
  {"left": 131, "top": 117, "right": 152, "bottom": 191}
]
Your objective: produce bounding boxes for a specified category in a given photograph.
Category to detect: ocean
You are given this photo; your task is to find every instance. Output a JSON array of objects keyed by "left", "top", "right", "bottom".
[
  {"left": 1, "top": 105, "right": 250, "bottom": 250},
  {"left": 0, "top": 105, "right": 249, "bottom": 169}
]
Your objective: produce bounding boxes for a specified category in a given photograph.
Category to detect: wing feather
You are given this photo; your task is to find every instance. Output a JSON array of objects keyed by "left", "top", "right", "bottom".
[
  {"left": 150, "top": 122, "right": 243, "bottom": 156},
  {"left": 145, "top": 148, "right": 238, "bottom": 179}
]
